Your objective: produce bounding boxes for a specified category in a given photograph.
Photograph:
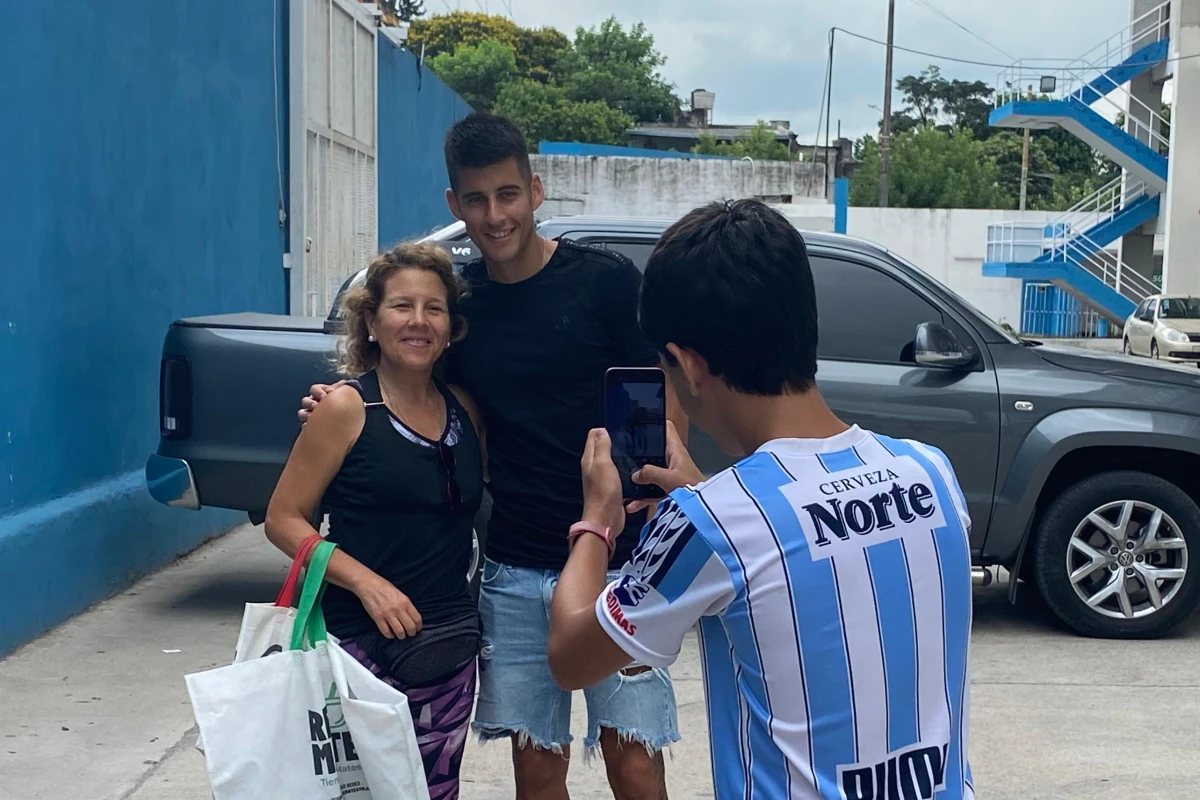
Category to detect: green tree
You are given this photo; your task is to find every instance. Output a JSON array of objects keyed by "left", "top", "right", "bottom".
[
  {"left": 517, "top": 27, "right": 571, "bottom": 83},
  {"left": 374, "top": 0, "right": 425, "bottom": 25},
  {"left": 983, "top": 131, "right": 1057, "bottom": 208},
  {"left": 859, "top": 67, "right": 1121, "bottom": 210},
  {"left": 850, "top": 126, "right": 1011, "bottom": 208},
  {"left": 557, "top": 18, "right": 680, "bottom": 123},
  {"left": 693, "top": 121, "right": 795, "bottom": 161},
  {"left": 421, "top": 12, "right": 681, "bottom": 149},
  {"left": 892, "top": 66, "right": 991, "bottom": 137},
  {"left": 427, "top": 40, "right": 517, "bottom": 110},
  {"left": 391, "top": 0, "right": 425, "bottom": 22},
  {"left": 938, "top": 78, "right": 993, "bottom": 138},
  {"left": 410, "top": 12, "right": 570, "bottom": 83},
  {"left": 895, "top": 67, "right": 944, "bottom": 126},
  {"left": 493, "top": 80, "right": 634, "bottom": 148}
]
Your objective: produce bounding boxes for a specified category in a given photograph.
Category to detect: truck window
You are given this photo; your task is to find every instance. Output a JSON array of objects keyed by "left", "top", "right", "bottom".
[{"left": 811, "top": 255, "right": 945, "bottom": 365}]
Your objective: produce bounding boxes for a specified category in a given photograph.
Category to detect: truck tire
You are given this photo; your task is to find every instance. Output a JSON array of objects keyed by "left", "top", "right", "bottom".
[
  {"left": 1033, "top": 470, "right": 1200, "bottom": 639},
  {"left": 468, "top": 489, "right": 492, "bottom": 602}
]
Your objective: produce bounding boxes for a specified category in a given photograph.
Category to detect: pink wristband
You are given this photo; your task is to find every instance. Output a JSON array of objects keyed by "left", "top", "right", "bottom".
[{"left": 568, "top": 521, "right": 615, "bottom": 558}]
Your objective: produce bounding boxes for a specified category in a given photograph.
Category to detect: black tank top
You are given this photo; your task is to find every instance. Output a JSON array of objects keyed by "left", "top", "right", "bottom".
[{"left": 321, "top": 371, "right": 484, "bottom": 638}]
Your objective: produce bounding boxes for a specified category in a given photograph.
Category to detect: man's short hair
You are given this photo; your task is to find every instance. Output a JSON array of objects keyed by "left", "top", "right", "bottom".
[
  {"left": 640, "top": 199, "right": 819, "bottom": 395},
  {"left": 443, "top": 112, "right": 532, "bottom": 191}
]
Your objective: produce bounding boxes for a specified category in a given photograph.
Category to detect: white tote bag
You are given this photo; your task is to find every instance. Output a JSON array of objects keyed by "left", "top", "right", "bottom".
[
  {"left": 185, "top": 541, "right": 430, "bottom": 800},
  {"left": 232, "top": 534, "right": 325, "bottom": 664},
  {"left": 197, "top": 535, "right": 325, "bottom": 756}
]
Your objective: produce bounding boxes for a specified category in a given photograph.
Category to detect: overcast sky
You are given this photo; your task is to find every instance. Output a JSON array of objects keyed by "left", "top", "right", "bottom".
[{"left": 494, "top": 0, "right": 1134, "bottom": 140}]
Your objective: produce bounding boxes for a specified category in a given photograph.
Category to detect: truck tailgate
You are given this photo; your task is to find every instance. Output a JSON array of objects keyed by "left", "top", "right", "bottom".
[{"left": 154, "top": 316, "right": 337, "bottom": 515}]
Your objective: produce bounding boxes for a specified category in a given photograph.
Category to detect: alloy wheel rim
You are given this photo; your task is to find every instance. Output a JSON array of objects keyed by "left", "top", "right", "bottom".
[
  {"left": 468, "top": 527, "right": 481, "bottom": 581},
  {"left": 1066, "top": 499, "right": 1188, "bottom": 620}
]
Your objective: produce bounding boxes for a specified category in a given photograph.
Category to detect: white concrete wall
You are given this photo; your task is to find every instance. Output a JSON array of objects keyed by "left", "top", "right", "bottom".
[
  {"left": 527, "top": 154, "right": 1045, "bottom": 330},
  {"left": 1163, "top": 0, "right": 1200, "bottom": 293},
  {"left": 846, "top": 208, "right": 1058, "bottom": 329},
  {"left": 531, "top": 154, "right": 827, "bottom": 220}
]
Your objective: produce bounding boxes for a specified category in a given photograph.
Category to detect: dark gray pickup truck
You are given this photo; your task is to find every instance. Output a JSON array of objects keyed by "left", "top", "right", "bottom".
[{"left": 148, "top": 214, "right": 1200, "bottom": 639}]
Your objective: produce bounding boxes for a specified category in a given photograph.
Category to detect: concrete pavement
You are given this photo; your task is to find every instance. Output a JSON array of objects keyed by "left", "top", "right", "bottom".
[{"left": 4, "top": 523, "right": 1200, "bottom": 799}]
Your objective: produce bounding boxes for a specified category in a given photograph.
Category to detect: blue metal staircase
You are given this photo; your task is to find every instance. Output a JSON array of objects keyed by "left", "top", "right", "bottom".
[
  {"left": 983, "top": 0, "right": 1171, "bottom": 330},
  {"left": 1071, "top": 38, "right": 1170, "bottom": 106},
  {"left": 991, "top": 99, "right": 1168, "bottom": 190},
  {"left": 984, "top": 224, "right": 1155, "bottom": 323}
]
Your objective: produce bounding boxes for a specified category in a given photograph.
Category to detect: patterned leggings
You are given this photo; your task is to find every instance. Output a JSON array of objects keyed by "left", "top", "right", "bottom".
[{"left": 340, "top": 637, "right": 477, "bottom": 800}]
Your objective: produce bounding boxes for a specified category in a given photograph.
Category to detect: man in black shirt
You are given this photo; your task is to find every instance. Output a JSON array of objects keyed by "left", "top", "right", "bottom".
[{"left": 304, "top": 113, "right": 686, "bottom": 799}]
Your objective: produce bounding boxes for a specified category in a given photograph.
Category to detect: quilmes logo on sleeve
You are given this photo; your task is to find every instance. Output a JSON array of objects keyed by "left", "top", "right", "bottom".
[{"left": 782, "top": 455, "right": 948, "bottom": 559}]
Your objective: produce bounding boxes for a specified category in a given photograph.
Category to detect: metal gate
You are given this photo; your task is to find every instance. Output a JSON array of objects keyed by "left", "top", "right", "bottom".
[
  {"left": 289, "top": 0, "right": 378, "bottom": 317},
  {"left": 1021, "top": 281, "right": 1110, "bottom": 338}
]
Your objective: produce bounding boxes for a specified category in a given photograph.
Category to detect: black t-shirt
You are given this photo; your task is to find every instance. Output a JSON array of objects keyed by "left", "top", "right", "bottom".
[{"left": 446, "top": 238, "right": 660, "bottom": 570}]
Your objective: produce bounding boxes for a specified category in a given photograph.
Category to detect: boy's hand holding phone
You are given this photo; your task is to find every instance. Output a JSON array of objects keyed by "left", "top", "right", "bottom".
[
  {"left": 626, "top": 420, "right": 704, "bottom": 514},
  {"left": 580, "top": 429, "right": 627, "bottom": 535}
]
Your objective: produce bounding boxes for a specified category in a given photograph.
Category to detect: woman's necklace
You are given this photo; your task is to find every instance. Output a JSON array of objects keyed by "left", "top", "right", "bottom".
[{"left": 378, "top": 375, "right": 445, "bottom": 440}]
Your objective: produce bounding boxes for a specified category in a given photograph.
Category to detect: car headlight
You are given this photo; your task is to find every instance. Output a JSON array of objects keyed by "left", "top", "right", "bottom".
[{"left": 1163, "top": 328, "right": 1188, "bottom": 343}]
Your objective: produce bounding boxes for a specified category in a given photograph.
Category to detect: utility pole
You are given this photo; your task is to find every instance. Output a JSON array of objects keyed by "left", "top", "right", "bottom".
[
  {"left": 825, "top": 29, "right": 835, "bottom": 197},
  {"left": 1019, "top": 84, "right": 1032, "bottom": 211},
  {"left": 1019, "top": 128, "right": 1031, "bottom": 210},
  {"left": 878, "top": 0, "right": 896, "bottom": 208}
]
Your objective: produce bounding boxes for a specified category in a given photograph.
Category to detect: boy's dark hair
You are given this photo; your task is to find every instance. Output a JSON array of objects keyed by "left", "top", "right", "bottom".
[
  {"left": 443, "top": 112, "right": 532, "bottom": 191},
  {"left": 640, "top": 199, "right": 819, "bottom": 395}
]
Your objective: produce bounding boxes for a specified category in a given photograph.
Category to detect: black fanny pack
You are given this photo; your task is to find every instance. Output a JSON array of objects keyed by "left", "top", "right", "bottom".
[{"left": 360, "top": 611, "right": 481, "bottom": 689}]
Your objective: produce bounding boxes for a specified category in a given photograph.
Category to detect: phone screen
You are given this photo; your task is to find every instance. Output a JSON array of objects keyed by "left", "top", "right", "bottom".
[{"left": 604, "top": 367, "right": 668, "bottom": 500}]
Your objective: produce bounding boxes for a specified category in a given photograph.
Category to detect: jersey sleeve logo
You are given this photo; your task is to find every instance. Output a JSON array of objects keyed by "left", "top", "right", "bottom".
[
  {"left": 781, "top": 454, "right": 948, "bottom": 560},
  {"left": 627, "top": 501, "right": 697, "bottom": 589},
  {"left": 611, "top": 574, "right": 650, "bottom": 608}
]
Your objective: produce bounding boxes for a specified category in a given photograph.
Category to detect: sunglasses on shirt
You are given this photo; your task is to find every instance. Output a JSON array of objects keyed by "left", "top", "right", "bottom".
[{"left": 436, "top": 441, "right": 462, "bottom": 510}]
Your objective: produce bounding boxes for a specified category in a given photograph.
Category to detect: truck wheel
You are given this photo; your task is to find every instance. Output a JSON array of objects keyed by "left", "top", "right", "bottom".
[
  {"left": 1033, "top": 471, "right": 1200, "bottom": 638},
  {"left": 468, "top": 490, "right": 492, "bottom": 601},
  {"left": 468, "top": 527, "right": 483, "bottom": 600}
]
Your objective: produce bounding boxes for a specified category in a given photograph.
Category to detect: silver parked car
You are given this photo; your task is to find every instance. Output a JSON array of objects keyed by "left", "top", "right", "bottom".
[{"left": 1123, "top": 294, "right": 1200, "bottom": 364}]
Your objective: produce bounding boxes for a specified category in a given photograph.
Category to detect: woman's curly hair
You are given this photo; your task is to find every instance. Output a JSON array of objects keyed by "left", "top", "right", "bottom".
[{"left": 335, "top": 241, "right": 468, "bottom": 377}]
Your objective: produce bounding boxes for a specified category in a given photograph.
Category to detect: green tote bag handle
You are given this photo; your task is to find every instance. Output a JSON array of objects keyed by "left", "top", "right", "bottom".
[{"left": 291, "top": 539, "right": 337, "bottom": 651}]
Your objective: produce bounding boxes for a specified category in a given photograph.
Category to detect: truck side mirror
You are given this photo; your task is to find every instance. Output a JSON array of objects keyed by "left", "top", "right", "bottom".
[{"left": 914, "top": 322, "right": 976, "bottom": 369}]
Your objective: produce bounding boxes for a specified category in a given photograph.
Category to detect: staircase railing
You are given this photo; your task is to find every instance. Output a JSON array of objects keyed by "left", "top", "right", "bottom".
[
  {"left": 1054, "top": 230, "right": 1159, "bottom": 304},
  {"left": 993, "top": 0, "right": 1172, "bottom": 156},
  {"left": 1048, "top": 176, "right": 1151, "bottom": 241},
  {"left": 986, "top": 221, "right": 1158, "bottom": 308},
  {"left": 994, "top": 59, "right": 1171, "bottom": 156},
  {"left": 1068, "top": 0, "right": 1171, "bottom": 74}
]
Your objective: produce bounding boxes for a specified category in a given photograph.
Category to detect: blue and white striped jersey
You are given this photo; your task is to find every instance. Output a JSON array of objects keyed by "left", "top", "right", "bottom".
[{"left": 596, "top": 425, "right": 974, "bottom": 800}]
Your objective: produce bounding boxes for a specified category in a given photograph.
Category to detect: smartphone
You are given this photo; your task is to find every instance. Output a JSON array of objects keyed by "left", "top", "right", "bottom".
[{"left": 604, "top": 367, "right": 668, "bottom": 501}]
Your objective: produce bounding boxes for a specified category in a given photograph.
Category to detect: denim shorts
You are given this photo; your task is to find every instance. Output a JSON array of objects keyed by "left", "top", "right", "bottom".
[{"left": 471, "top": 557, "right": 681, "bottom": 756}]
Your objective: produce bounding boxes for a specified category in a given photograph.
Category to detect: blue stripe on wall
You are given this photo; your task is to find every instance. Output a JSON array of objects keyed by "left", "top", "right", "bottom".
[
  {"left": 0, "top": 0, "right": 287, "bottom": 654},
  {"left": 376, "top": 38, "right": 473, "bottom": 246},
  {"left": 0, "top": 473, "right": 242, "bottom": 656}
]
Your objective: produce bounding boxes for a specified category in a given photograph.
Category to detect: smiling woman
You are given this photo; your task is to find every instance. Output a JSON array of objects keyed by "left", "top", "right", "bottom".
[
  {"left": 263, "top": 241, "right": 487, "bottom": 799},
  {"left": 335, "top": 242, "right": 469, "bottom": 378}
]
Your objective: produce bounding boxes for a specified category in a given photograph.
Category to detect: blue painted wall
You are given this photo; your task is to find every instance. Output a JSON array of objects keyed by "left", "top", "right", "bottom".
[
  {"left": 377, "top": 38, "right": 473, "bottom": 246},
  {"left": 538, "top": 142, "right": 734, "bottom": 160},
  {"left": 0, "top": 0, "right": 288, "bottom": 654}
]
